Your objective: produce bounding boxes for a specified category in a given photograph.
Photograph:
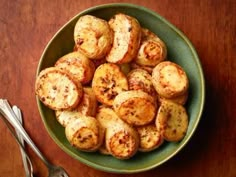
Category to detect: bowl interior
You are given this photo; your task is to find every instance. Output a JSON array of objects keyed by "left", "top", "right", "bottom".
[{"left": 36, "top": 3, "right": 205, "bottom": 173}]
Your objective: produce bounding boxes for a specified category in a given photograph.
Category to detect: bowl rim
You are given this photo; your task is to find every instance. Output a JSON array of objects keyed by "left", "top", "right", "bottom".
[{"left": 36, "top": 3, "right": 205, "bottom": 173}]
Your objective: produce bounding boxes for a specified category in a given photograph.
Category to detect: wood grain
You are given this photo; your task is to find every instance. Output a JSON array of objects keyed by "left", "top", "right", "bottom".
[{"left": 0, "top": 0, "right": 235, "bottom": 177}]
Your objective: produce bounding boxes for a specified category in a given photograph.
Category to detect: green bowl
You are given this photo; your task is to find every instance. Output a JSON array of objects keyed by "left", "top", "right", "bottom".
[{"left": 36, "top": 3, "right": 205, "bottom": 173}]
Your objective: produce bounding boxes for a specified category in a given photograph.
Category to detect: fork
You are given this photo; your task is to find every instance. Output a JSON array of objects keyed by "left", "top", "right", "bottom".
[
  {"left": 12, "top": 105, "right": 33, "bottom": 177},
  {"left": 0, "top": 99, "right": 69, "bottom": 177},
  {"left": 1, "top": 106, "right": 34, "bottom": 177}
]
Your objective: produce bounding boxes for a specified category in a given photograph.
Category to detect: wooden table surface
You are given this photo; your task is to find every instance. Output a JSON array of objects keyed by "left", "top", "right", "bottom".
[{"left": 0, "top": 0, "right": 235, "bottom": 177}]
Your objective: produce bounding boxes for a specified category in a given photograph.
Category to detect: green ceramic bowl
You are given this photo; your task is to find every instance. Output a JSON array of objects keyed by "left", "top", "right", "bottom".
[{"left": 36, "top": 3, "right": 205, "bottom": 173}]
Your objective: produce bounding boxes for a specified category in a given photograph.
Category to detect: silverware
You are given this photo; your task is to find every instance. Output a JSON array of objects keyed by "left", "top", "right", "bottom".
[
  {"left": 0, "top": 106, "right": 33, "bottom": 177},
  {"left": 12, "top": 106, "right": 34, "bottom": 177},
  {"left": 0, "top": 99, "right": 69, "bottom": 177}
]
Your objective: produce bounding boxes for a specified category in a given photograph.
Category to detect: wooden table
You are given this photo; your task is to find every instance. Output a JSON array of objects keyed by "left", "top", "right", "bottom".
[{"left": 0, "top": 0, "right": 235, "bottom": 177}]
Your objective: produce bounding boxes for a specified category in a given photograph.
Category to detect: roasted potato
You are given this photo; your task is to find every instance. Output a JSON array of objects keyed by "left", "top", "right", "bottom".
[
  {"left": 35, "top": 67, "right": 83, "bottom": 110},
  {"left": 96, "top": 106, "right": 125, "bottom": 156},
  {"left": 55, "top": 87, "right": 98, "bottom": 127},
  {"left": 55, "top": 52, "right": 95, "bottom": 85},
  {"left": 76, "top": 87, "right": 97, "bottom": 116},
  {"left": 96, "top": 106, "right": 140, "bottom": 158},
  {"left": 96, "top": 106, "right": 124, "bottom": 128},
  {"left": 55, "top": 110, "right": 79, "bottom": 127},
  {"left": 105, "top": 119, "right": 139, "bottom": 159},
  {"left": 134, "top": 28, "right": 167, "bottom": 67},
  {"left": 106, "top": 13, "right": 141, "bottom": 64},
  {"left": 152, "top": 61, "right": 189, "bottom": 98},
  {"left": 127, "top": 68, "right": 157, "bottom": 98},
  {"left": 65, "top": 115, "right": 104, "bottom": 152},
  {"left": 137, "top": 124, "right": 164, "bottom": 152},
  {"left": 92, "top": 63, "right": 128, "bottom": 106},
  {"left": 156, "top": 100, "right": 188, "bottom": 142},
  {"left": 113, "top": 90, "right": 157, "bottom": 126},
  {"left": 74, "top": 15, "right": 113, "bottom": 59}
]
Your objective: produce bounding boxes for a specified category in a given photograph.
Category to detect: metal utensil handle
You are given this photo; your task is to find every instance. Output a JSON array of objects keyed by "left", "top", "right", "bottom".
[
  {"left": 0, "top": 99, "right": 51, "bottom": 167},
  {"left": 12, "top": 106, "right": 32, "bottom": 177}
]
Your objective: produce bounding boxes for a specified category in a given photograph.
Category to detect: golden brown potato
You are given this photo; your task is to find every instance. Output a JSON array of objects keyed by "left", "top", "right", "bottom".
[
  {"left": 65, "top": 115, "right": 104, "bottom": 152},
  {"left": 105, "top": 120, "right": 139, "bottom": 159},
  {"left": 134, "top": 28, "right": 167, "bottom": 67},
  {"left": 74, "top": 15, "right": 113, "bottom": 59},
  {"left": 35, "top": 67, "right": 83, "bottom": 110},
  {"left": 55, "top": 52, "right": 95, "bottom": 85},
  {"left": 137, "top": 124, "right": 164, "bottom": 152},
  {"left": 96, "top": 106, "right": 124, "bottom": 129},
  {"left": 152, "top": 61, "right": 189, "bottom": 98},
  {"left": 155, "top": 100, "right": 188, "bottom": 142},
  {"left": 55, "top": 87, "right": 98, "bottom": 127},
  {"left": 127, "top": 68, "right": 157, "bottom": 98},
  {"left": 77, "top": 87, "right": 97, "bottom": 117},
  {"left": 96, "top": 106, "right": 139, "bottom": 159},
  {"left": 92, "top": 63, "right": 128, "bottom": 106},
  {"left": 106, "top": 13, "right": 141, "bottom": 64},
  {"left": 55, "top": 110, "right": 78, "bottom": 127},
  {"left": 113, "top": 90, "right": 157, "bottom": 126}
]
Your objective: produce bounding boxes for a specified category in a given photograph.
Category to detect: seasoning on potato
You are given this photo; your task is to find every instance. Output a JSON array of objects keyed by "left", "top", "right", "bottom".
[
  {"left": 74, "top": 15, "right": 113, "bottom": 60},
  {"left": 92, "top": 63, "right": 128, "bottom": 106},
  {"left": 65, "top": 114, "right": 104, "bottom": 152},
  {"left": 152, "top": 61, "right": 189, "bottom": 98},
  {"left": 156, "top": 100, "right": 189, "bottom": 142},
  {"left": 134, "top": 28, "right": 167, "bottom": 67},
  {"left": 113, "top": 90, "right": 157, "bottom": 126},
  {"left": 55, "top": 51, "right": 95, "bottom": 85},
  {"left": 106, "top": 13, "right": 142, "bottom": 64},
  {"left": 137, "top": 124, "right": 164, "bottom": 152},
  {"left": 35, "top": 67, "right": 83, "bottom": 111},
  {"left": 96, "top": 106, "right": 139, "bottom": 159}
]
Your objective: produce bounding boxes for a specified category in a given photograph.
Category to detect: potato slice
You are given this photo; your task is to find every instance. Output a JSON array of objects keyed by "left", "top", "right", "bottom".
[
  {"left": 96, "top": 106, "right": 139, "bottom": 159},
  {"left": 106, "top": 125, "right": 139, "bottom": 159},
  {"left": 134, "top": 28, "right": 167, "bottom": 67},
  {"left": 55, "top": 87, "right": 98, "bottom": 127},
  {"left": 113, "top": 90, "right": 157, "bottom": 126},
  {"left": 55, "top": 52, "right": 95, "bottom": 85},
  {"left": 35, "top": 67, "right": 83, "bottom": 110},
  {"left": 78, "top": 87, "right": 97, "bottom": 116},
  {"left": 155, "top": 100, "right": 188, "bottom": 142},
  {"left": 92, "top": 63, "right": 128, "bottom": 106},
  {"left": 106, "top": 13, "right": 141, "bottom": 64},
  {"left": 96, "top": 106, "right": 124, "bottom": 129},
  {"left": 137, "top": 124, "right": 164, "bottom": 152},
  {"left": 65, "top": 115, "right": 104, "bottom": 152},
  {"left": 96, "top": 106, "right": 126, "bottom": 156},
  {"left": 55, "top": 110, "right": 78, "bottom": 127},
  {"left": 127, "top": 68, "right": 157, "bottom": 98},
  {"left": 74, "top": 15, "right": 113, "bottom": 59},
  {"left": 152, "top": 61, "right": 189, "bottom": 98}
]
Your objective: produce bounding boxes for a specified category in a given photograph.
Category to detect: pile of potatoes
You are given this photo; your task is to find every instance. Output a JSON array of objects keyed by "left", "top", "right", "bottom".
[{"left": 35, "top": 13, "right": 189, "bottom": 159}]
